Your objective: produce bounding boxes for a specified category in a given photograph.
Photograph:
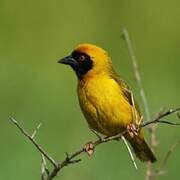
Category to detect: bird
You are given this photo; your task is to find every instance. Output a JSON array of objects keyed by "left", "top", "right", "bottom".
[{"left": 58, "top": 43, "right": 156, "bottom": 163}]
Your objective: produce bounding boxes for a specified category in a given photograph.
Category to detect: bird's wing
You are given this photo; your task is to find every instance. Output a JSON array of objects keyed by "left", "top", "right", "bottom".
[{"left": 110, "top": 70, "right": 141, "bottom": 117}]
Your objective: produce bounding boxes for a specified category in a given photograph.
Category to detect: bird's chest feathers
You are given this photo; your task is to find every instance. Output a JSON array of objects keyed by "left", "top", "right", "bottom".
[
  {"left": 78, "top": 77, "right": 120, "bottom": 113},
  {"left": 78, "top": 77, "right": 132, "bottom": 135}
]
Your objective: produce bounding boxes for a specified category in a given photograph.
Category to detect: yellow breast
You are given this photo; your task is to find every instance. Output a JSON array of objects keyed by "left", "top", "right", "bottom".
[{"left": 77, "top": 75, "right": 133, "bottom": 136}]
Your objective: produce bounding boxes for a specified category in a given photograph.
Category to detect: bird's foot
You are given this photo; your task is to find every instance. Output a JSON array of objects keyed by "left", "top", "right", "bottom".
[
  {"left": 127, "top": 123, "right": 139, "bottom": 138},
  {"left": 84, "top": 142, "right": 94, "bottom": 156}
]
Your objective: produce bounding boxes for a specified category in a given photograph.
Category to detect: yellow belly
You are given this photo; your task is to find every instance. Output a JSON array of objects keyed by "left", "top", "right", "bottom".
[{"left": 78, "top": 76, "right": 133, "bottom": 136}]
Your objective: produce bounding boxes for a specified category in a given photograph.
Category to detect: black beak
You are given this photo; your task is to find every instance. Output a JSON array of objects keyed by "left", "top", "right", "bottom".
[{"left": 58, "top": 55, "right": 78, "bottom": 66}]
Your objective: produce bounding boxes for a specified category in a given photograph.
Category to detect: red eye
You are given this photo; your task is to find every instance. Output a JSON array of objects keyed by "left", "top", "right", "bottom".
[{"left": 79, "top": 55, "right": 86, "bottom": 62}]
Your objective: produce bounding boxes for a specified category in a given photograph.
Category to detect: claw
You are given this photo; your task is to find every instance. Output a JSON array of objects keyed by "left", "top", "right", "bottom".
[{"left": 127, "top": 124, "right": 139, "bottom": 138}]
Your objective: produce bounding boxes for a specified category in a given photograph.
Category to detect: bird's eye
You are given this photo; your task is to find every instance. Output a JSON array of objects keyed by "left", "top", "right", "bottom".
[{"left": 79, "top": 55, "right": 86, "bottom": 62}]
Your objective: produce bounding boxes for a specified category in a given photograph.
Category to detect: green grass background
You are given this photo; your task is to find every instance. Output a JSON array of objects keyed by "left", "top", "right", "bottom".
[{"left": 0, "top": 0, "right": 180, "bottom": 179}]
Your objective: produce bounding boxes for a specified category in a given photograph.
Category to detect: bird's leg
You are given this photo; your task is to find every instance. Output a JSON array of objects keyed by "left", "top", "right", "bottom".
[
  {"left": 127, "top": 115, "right": 143, "bottom": 138},
  {"left": 127, "top": 123, "right": 139, "bottom": 138},
  {"left": 84, "top": 142, "right": 94, "bottom": 156},
  {"left": 127, "top": 90, "right": 142, "bottom": 138},
  {"left": 137, "top": 115, "right": 143, "bottom": 126}
]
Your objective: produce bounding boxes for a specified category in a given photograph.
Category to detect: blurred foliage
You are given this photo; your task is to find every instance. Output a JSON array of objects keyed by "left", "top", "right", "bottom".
[{"left": 0, "top": 0, "right": 180, "bottom": 179}]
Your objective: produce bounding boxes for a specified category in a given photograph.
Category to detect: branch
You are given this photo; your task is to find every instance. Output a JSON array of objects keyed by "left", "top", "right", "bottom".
[
  {"left": 9, "top": 107, "right": 180, "bottom": 180},
  {"left": 32, "top": 123, "right": 42, "bottom": 139},
  {"left": 41, "top": 154, "right": 49, "bottom": 180},
  {"left": 122, "top": 28, "right": 150, "bottom": 122},
  {"left": 9, "top": 116, "right": 58, "bottom": 168},
  {"left": 156, "top": 139, "right": 180, "bottom": 176},
  {"left": 141, "top": 108, "right": 180, "bottom": 128}
]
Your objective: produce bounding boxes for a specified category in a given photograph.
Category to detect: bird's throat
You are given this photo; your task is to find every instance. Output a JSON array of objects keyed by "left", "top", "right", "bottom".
[{"left": 71, "top": 58, "right": 93, "bottom": 80}]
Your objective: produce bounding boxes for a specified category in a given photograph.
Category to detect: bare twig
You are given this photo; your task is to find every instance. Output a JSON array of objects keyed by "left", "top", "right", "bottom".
[
  {"left": 122, "top": 28, "right": 150, "bottom": 122},
  {"left": 41, "top": 154, "right": 49, "bottom": 180},
  {"left": 41, "top": 156, "right": 46, "bottom": 180},
  {"left": 32, "top": 123, "right": 42, "bottom": 139},
  {"left": 129, "top": 90, "right": 138, "bottom": 124},
  {"left": 121, "top": 136, "right": 138, "bottom": 170},
  {"left": 9, "top": 116, "right": 58, "bottom": 168},
  {"left": 177, "top": 112, "right": 180, "bottom": 119},
  {"left": 156, "top": 139, "right": 180, "bottom": 176},
  {"left": 141, "top": 108, "right": 180, "bottom": 128}
]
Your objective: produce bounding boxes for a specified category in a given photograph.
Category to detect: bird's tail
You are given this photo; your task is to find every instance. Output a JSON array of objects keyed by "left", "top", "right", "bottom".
[{"left": 128, "top": 136, "right": 157, "bottom": 163}]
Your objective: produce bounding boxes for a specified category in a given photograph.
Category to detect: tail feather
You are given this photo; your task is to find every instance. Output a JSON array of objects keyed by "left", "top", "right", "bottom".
[{"left": 128, "top": 136, "right": 157, "bottom": 163}]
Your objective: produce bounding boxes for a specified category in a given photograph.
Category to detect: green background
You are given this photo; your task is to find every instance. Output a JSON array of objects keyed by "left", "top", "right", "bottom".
[{"left": 0, "top": 0, "right": 180, "bottom": 179}]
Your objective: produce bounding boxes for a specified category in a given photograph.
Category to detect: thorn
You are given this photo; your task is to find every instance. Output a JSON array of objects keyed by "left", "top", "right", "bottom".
[
  {"left": 69, "top": 159, "right": 82, "bottom": 164},
  {"left": 31, "top": 123, "right": 42, "bottom": 139},
  {"left": 9, "top": 116, "right": 17, "bottom": 123},
  {"left": 65, "top": 152, "right": 70, "bottom": 161},
  {"left": 177, "top": 112, "right": 180, "bottom": 119}
]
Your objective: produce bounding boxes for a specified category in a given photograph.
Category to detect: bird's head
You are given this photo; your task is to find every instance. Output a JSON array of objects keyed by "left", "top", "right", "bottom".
[{"left": 58, "top": 44, "right": 112, "bottom": 80}]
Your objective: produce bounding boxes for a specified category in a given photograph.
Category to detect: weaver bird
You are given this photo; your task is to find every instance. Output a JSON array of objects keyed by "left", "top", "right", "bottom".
[{"left": 58, "top": 43, "right": 156, "bottom": 163}]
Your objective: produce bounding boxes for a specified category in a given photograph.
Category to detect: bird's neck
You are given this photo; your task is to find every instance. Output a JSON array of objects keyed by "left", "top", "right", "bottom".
[{"left": 78, "top": 72, "right": 111, "bottom": 87}]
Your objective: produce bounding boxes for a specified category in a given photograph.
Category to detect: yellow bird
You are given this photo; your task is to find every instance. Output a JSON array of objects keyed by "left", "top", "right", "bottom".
[{"left": 58, "top": 43, "right": 156, "bottom": 163}]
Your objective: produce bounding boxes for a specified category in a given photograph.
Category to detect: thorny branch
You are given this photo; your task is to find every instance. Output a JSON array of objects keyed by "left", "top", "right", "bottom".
[
  {"left": 9, "top": 108, "right": 180, "bottom": 180},
  {"left": 9, "top": 116, "right": 58, "bottom": 168}
]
